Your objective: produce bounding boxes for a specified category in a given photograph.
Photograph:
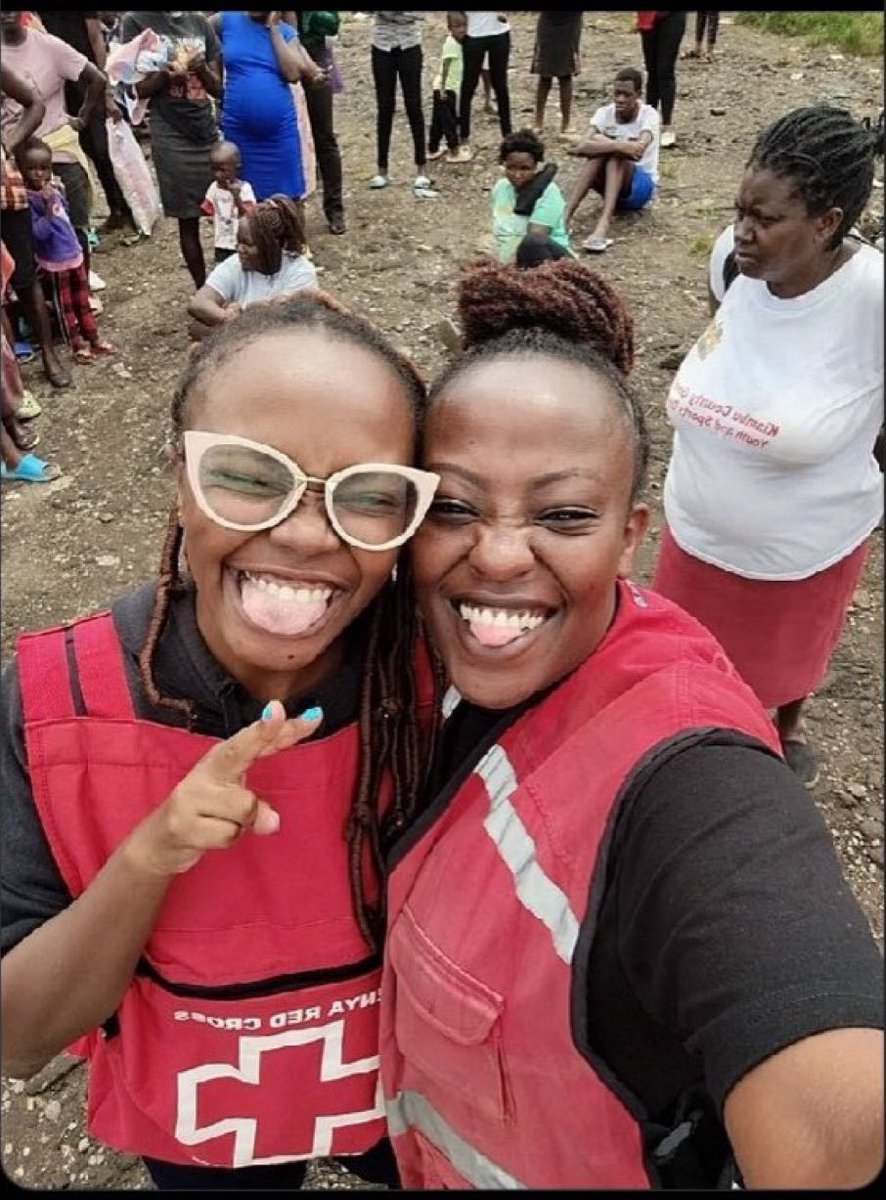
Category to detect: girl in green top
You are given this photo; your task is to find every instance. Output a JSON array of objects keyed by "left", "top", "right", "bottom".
[{"left": 490, "top": 128, "right": 574, "bottom": 265}]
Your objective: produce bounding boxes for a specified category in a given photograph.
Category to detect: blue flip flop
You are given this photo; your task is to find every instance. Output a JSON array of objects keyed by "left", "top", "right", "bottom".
[{"left": 1, "top": 453, "right": 62, "bottom": 483}]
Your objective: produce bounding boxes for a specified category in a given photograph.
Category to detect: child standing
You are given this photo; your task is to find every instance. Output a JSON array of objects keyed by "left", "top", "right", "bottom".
[
  {"left": 201, "top": 140, "right": 257, "bottom": 264},
  {"left": 427, "top": 11, "right": 465, "bottom": 163},
  {"left": 15, "top": 137, "right": 114, "bottom": 365}
]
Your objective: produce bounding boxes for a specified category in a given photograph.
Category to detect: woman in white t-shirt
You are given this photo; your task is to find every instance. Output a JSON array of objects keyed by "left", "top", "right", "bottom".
[
  {"left": 456, "top": 11, "right": 512, "bottom": 161},
  {"left": 188, "top": 194, "right": 318, "bottom": 340},
  {"left": 652, "top": 106, "right": 884, "bottom": 788}
]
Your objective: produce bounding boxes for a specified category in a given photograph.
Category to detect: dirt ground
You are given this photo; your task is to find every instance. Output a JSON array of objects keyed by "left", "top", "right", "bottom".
[{"left": 1, "top": 11, "right": 882, "bottom": 1191}]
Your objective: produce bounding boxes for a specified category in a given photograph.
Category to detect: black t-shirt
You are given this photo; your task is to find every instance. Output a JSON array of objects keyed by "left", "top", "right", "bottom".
[
  {"left": 0, "top": 581, "right": 365, "bottom": 953},
  {"left": 395, "top": 693, "right": 884, "bottom": 1184},
  {"left": 117, "top": 11, "right": 219, "bottom": 144}
]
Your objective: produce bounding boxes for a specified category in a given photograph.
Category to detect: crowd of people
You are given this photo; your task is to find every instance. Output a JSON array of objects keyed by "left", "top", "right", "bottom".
[{"left": 1, "top": 8, "right": 884, "bottom": 1195}]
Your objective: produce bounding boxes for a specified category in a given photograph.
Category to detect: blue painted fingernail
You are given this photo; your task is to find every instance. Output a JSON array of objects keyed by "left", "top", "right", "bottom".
[
  {"left": 300, "top": 706, "right": 323, "bottom": 722},
  {"left": 261, "top": 703, "right": 274, "bottom": 721}
]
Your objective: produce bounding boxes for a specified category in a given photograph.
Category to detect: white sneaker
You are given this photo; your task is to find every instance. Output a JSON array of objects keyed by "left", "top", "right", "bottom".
[
  {"left": 88, "top": 269, "right": 107, "bottom": 292},
  {"left": 414, "top": 174, "right": 433, "bottom": 190},
  {"left": 660, "top": 129, "right": 676, "bottom": 149},
  {"left": 369, "top": 173, "right": 390, "bottom": 189}
]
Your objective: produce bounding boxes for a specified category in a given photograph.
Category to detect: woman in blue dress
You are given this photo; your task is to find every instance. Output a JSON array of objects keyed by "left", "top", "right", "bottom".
[{"left": 212, "top": 11, "right": 322, "bottom": 202}]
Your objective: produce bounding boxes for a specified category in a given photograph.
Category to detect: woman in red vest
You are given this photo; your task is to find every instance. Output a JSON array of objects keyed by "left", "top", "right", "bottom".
[
  {"left": 379, "top": 258, "right": 884, "bottom": 1189},
  {"left": 0, "top": 291, "right": 440, "bottom": 1189}
]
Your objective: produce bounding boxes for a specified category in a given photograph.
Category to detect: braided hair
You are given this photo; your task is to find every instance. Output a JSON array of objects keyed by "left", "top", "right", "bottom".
[
  {"left": 747, "top": 105, "right": 879, "bottom": 249},
  {"left": 431, "top": 257, "right": 649, "bottom": 501},
  {"left": 138, "top": 290, "right": 429, "bottom": 951},
  {"left": 245, "top": 194, "right": 307, "bottom": 275}
]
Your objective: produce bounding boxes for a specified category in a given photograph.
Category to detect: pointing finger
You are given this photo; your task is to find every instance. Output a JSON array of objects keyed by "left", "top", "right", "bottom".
[{"left": 204, "top": 703, "right": 323, "bottom": 781}]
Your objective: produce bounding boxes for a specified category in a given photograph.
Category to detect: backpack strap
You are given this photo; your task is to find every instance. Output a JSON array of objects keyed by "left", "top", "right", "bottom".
[{"left": 721, "top": 248, "right": 740, "bottom": 295}]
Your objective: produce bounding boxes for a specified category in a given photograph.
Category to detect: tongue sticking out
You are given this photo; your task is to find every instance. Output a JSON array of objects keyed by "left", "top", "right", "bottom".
[
  {"left": 241, "top": 578, "right": 329, "bottom": 636},
  {"left": 468, "top": 621, "right": 528, "bottom": 648}
]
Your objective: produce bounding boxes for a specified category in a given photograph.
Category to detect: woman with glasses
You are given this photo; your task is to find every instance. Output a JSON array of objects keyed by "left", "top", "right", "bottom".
[{"left": 0, "top": 292, "right": 439, "bottom": 1190}]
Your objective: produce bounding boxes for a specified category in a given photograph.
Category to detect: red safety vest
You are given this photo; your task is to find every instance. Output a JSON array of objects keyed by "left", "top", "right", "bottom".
[
  {"left": 17, "top": 610, "right": 388, "bottom": 1168},
  {"left": 381, "top": 581, "right": 782, "bottom": 1189}
]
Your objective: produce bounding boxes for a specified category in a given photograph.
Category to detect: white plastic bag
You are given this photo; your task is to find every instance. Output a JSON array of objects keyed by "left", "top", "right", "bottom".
[{"left": 106, "top": 118, "right": 162, "bottom": 236}]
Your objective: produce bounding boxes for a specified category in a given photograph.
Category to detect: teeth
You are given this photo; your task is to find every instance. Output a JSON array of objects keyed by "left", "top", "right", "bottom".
[
  {"left": 243, "top": 573, "right": 333, "bottom": 604},
  {"left": 458, "top": 603, "right": 547, "bottom": 632}
]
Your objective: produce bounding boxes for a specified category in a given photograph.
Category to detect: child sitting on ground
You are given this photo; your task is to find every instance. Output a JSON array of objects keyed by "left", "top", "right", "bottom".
[
  {"left": 491, "top": 128, "right": 574, "bottom": 265},
  {"left": 187, "top": 194, "right": 318, "bottom": 341},
  {"left": 15, "top": 137, "right": 114, "bottom": 365},
  {"left": 428, "top": 11, "right": 466, "bottom": 163},
  {"left": 200, "top": 140, "right": 257, "bottom": 265}
]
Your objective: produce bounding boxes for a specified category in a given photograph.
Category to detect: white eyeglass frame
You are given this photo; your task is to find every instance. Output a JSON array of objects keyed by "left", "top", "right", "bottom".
[{"left": 182, "top": 430, "right": 440, "bottom": 551}]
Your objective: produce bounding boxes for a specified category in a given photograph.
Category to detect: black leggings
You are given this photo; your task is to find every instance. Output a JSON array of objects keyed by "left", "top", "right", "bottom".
[
  {"left": 459, "top": 31, "right": 512, "bottom": 143},
  {"left": 640, "top": 11, "right": 687, "bottom": 125},
  {"left": 143, "top": 1136, "right": 402, "bottom": 1191},
  {"left": 371, "top": 43, "right": 426, "bottom": 172}
]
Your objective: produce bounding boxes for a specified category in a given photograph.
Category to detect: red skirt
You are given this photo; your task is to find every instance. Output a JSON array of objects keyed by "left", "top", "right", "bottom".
[{"left": 651, "top": 528, "right": 870, "bottom": 709}]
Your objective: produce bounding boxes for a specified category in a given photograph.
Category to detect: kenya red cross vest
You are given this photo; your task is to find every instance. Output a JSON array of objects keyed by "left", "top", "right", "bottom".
[
  {"left": 381, "top": 581, "right": 782, "bottom": 1189},
  {"left": 17, "top": 610, "right": 388, "bottom": 1168}
]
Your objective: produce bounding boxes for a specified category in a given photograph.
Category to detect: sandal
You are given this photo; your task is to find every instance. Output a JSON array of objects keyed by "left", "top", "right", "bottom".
[
  {"left": 780, "top": 738, "right": 820, "bottom": 789},
  {"left": 120, "top": 229, "right": 144, "bottom": 247},
  {"left": 582, "top": 234, "right": 613, "bottom": 253},
  {"left": 13, "top": 424, "right": 40, "bottom": 451},
  {"left": 15, "top": 390, "right": 42, "bottom": 421},
  {"left": 1, "top": 453, "right": 62, "bottom": 483},
  {"left": 90, "top": 339, "right": 116, "bottom": 355},
  {"left": 73, "top": 346, "right": 95, "bottom": 364}
]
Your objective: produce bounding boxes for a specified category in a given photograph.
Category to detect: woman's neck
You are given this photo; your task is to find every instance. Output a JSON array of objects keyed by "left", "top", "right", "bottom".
[{"left": 768, "top": 242, "right": 853, "bottom": 299}]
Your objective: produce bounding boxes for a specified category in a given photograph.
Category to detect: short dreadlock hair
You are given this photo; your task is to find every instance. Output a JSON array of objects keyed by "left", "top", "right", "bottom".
[{"left": 747, "top": 105, "right": 879, "bottom": 250}]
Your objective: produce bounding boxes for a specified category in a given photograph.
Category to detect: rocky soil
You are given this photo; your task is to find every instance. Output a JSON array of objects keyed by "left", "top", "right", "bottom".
[{"left": 1, "top": 11, "right": 882, "bottom": 1190}]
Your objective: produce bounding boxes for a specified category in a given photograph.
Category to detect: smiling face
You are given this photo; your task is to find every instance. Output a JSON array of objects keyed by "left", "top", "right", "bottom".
[
  {"left": 413, "top": 354, "right": 649, "bottom": 709},
  {"left": 177, "top": 327, "right": 415, "bottom": 701},
  {"left": 732, "top": 166, "right": 842, "bottom": 296}
]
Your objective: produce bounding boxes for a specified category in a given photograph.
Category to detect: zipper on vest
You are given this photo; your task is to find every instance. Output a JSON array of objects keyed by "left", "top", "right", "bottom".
[{"left": 135, "top": 951, "right": 381, "bottom": 1000}]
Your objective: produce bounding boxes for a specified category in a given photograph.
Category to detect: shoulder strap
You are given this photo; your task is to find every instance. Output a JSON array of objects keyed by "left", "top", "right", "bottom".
[
  {"left": 721, "top": 248, "right": 740, "bottom": 295},
  {"left": 71, "top": 611, "right": 136, "bottom": 719},
  {"left": 17, "top": 611, "right": 136, "bottom": 725},
  {"left": 17, "top": 625, "right": 77, "bottom": 724}
]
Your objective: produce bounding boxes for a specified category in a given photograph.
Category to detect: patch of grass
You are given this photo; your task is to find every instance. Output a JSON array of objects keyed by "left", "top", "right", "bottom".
[
  {"left": 735, "top": 11, "right": 883, "bottom": 58},
  {"left": 688, "top": 234, "right": 715, "bottom": 260}
]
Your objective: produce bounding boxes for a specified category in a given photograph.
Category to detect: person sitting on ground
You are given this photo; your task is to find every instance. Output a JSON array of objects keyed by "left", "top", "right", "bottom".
[
  {"left": 16, "top": 135, "right": 114, "bottom": 365},
  {"left": 491, "top": 128, "right": 573, "bottom": 266},
  {"left": 427, "top": 11, "right": 465, "bottom": 164},
  {"left": 200, "top": 139, "right": 256, "bottom": 265},
  {"left": 565, "top": 66, "right": 659, "bottom": 254},
  {"left": 187, "top": 194, "right": 317, "bottom": 340}
]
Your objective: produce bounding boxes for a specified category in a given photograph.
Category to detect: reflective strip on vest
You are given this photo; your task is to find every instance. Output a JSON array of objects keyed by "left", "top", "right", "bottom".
[
  {"left": 474, "top": 744, "right": 580, "bottom": 965},
  {"left": 387, "top": 1089, "right": 527, "bottom": 1189}
]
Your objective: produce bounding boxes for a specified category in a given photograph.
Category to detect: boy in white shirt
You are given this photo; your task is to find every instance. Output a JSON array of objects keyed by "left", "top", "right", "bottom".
[
  {"left": 565, "top": 67, "right": 659, "bottom": 253},
  {"left": 200, "top": 141, "right": 257, "bottom": 264}
]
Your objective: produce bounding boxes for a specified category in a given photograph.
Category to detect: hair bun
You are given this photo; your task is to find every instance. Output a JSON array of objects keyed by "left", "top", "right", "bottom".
[{"left": 457, "top": 258, "right": 634, "bottom": 374}]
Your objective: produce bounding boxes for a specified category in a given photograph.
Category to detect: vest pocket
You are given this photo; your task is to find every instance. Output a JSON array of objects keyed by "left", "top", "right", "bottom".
[{"left": 389, "top": 904, "right": 511, "bottom": 1124}]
